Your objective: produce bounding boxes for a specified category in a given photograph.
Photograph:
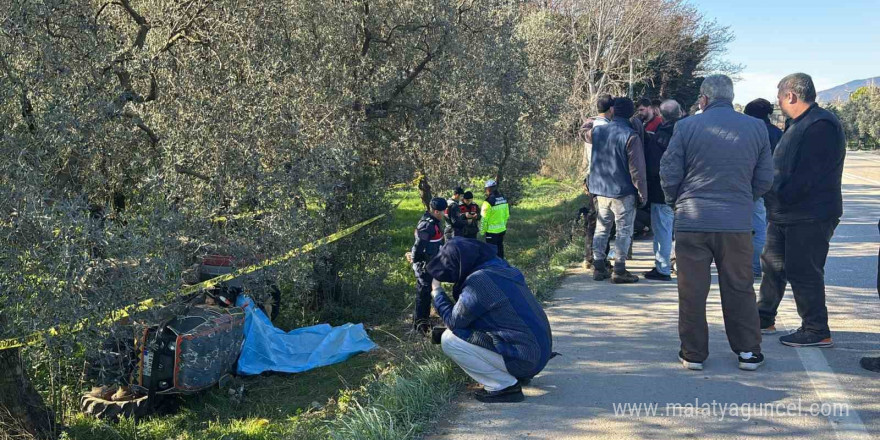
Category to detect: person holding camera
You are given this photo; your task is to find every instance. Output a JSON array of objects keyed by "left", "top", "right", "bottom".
[
  {"left": 427, "top": 237, "right": 552, "bottom": 403},
  {"left": 405, "top": 197, "right": 447, "bottom": 335}
]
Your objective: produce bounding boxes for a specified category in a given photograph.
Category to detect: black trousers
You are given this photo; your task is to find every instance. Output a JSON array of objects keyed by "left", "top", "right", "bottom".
[
  {"left": 485, "top": 231, "right": 506, "bottom": 259},
  {"left": 757, "top": 219, "right": 838, "bottom": 337},
  {"left": 413, "top": 264, "right": 433, "bottom": 328}
]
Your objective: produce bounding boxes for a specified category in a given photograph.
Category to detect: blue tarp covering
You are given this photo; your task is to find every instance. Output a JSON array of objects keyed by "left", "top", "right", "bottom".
[{"left": 235, "top": 296, "right": 377, "bottom": 375}]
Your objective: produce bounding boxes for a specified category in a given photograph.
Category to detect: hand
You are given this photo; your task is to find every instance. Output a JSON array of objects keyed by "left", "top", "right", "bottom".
[
  {"left": 431, "top": 279, "right": 442, "bottom": 291},
  {"left": 405, "top": 252, "right": 414, "bottom": 263}
]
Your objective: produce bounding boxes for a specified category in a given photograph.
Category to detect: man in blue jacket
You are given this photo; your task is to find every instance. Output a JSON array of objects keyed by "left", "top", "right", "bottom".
[{"left": 427, "top": 238, "right": 552, "bottom": 403}]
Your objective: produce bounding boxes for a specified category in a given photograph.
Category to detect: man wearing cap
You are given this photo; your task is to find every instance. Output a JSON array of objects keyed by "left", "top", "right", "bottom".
[
  {"left": 444, "top": 187, "right": 465, "bottom": 239},
  {"left": 584, "top": 97, "right": 648, "bottom": 283},
  {"left": 481, "top": 180, "right": 510, "bottom": 259},
  {"left": 405, "top": 197, "right": 447, "bottom": 334}
]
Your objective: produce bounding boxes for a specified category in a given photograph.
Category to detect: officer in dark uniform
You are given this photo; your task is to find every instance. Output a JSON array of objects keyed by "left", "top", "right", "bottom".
[
  {"left": 406, "top": 197, "right": 447, "bottom": 334},
  {"left": 444, "top": 187, "right": 464, "bottom": 239}
]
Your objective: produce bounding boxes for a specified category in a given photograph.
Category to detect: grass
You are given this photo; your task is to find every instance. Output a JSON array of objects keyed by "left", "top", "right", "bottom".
[{"left": 61, "top": 177, "right": 586, "bottom": 440}]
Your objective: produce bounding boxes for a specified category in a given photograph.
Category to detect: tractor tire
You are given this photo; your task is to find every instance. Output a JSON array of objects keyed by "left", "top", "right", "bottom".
[{"left": 80, "top": 393, "right": 153, "bottom": 421}]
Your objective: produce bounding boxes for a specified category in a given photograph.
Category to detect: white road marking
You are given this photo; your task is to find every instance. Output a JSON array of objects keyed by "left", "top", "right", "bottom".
[
  {"left": 795, "top": 347, "right": 872, "bottom": 440},
  {"left": 843, "top": 172, "right": 880, "bottom": 185}
]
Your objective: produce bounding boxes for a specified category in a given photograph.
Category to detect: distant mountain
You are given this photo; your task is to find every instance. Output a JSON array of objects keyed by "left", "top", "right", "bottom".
[{"left": 817, "top": 77, "right": 880, "bottom": 103}]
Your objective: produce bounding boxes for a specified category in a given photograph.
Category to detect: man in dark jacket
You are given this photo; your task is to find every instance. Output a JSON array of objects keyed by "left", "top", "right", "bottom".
[
  {"left": 660, "top": 75, "right": 773, "bottom": 371},
  {"left": 585, "top": 97, "right": 648, "bottom": 283},
  {"left": 643, "top": 99, "right": 683, "bottom": 281},
  {"left": 405, "top": 197, "right": 447, "bottom": 334},
  {"left": 758, "top": 73, "right": 846, "bottom": 348},
  {"left": 427, "top": 238, "right": 552, "bottom": 403},
  {"left": 444, "top": 187, "right": 464, "bottom": 239},
  {"left": 745, "top": 98, "right": 785, "bottom": 279},
  {"left": 457, "top": 191, "right": 481, "bottom": 238}
]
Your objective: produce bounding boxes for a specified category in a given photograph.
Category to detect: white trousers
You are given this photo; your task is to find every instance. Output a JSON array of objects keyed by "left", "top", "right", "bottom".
[{"left": 441, "top": 330, "right": 518, "bottom": 392}]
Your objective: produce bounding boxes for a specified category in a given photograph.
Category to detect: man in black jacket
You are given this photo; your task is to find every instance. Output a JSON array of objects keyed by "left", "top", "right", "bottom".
[
  {"left": 643, "top": 99, "right": 682, "bottom": 281},
  {"left": 406, "top": 197, "right": 447, "bottom": 334},
  {"left": 758, "top": 73, "right": 846, "bottom": 348}
]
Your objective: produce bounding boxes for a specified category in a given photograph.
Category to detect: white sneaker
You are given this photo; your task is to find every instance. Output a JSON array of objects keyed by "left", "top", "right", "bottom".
[{"left": 678, "top": 351, "right": 703, "bottom": 370}]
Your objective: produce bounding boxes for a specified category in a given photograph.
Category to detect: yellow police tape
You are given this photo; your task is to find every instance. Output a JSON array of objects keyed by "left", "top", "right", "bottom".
[{"left": 0, "top": 187, "right": 416, "bottom": 352}]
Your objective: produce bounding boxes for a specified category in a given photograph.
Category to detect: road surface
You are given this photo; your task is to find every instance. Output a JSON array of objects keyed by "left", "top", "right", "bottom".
[{"left": 428, "top": 150, "right": 880, "bottom": 440}]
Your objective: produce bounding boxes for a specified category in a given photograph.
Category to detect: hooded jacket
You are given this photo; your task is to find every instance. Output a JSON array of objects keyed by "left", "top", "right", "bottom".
[{"left": 427, "top": 238, "right": 552, "bottom": 379}]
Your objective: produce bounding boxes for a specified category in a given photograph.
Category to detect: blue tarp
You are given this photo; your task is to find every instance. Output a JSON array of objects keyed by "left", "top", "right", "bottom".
[{"left": 234, "top": 296, "right": 377, "bottom": 375}]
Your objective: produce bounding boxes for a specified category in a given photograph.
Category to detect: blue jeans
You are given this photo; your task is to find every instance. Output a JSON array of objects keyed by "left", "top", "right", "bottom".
[
  {"left": 651, "top": 204, "right": 674, "bottom": 275},
  {"left": 593, "top": 195, "right": 636, "bottom": 264},
  {"left": 752, "top": 198, "right": 767, "bottom": 276}
]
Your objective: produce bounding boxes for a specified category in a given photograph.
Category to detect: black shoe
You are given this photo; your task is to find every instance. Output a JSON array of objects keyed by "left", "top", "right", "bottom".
[
  {"left": 517, "top": 377, "right": 532, "bottom": 386},
  {"left": 738, "top": 352, "right": 764, "bottom": 371},
  {"left": 779, "top": 328, "right": 833, "bottom": 348},
  {"left": 593, "top": 260, "right": 610, "bottom": 281},
  {"left": 473, "top": 384, "right": 524, "bottom": 403},
  {"left": 860, "top": 356, "right": 880, "bottom": 372},
  {"left": 611, "top": 270, "right": 639, "bottom": 284},
  {"left": 678, "top": 350, "right": 703, "bottom": 370},
  {"left": 643, "top": 268, "right": 672, "bottom": 281}
]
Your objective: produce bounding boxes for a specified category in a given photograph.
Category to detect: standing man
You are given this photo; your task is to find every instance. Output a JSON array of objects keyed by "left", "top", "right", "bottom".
[
  {"left": 660, "top": 75, "right": 773, "bottom": 371},
  {"left": 481, "top": 180, "right": 510, "bottom": 259},
  {"left": 585, "top": 97, "right": 647, "bottom": 283},
  {"left": 579, "top": 95, "right": 614, "bottom": 269},
  {"left": 758, "top": 73, "right": 846, "bottom": 348},
  {"left": 459, "top": 191, "right": 481, "bottom": 239},
  {"left": 405, "top": 197, "right": 447, "bottom": 334},
  {"left": 579, "top": 94, "right": 615, "bottom": 173},
  {"left": 444, "top": 187, "right": 465, "bottom": 239},
  {"left": 643, "top": 99, "right": 683, "bottom": 281},
  {"left": 638, "top": 97, "right": 663, "bottom": 133},
  {"left": 744, "top": 98, "right": 784, "bottom": 279}
]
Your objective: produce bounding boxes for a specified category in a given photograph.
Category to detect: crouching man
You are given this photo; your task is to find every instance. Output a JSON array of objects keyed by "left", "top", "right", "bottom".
[{"left": 426, "top": 237, "right": 552, "bottom": 403}]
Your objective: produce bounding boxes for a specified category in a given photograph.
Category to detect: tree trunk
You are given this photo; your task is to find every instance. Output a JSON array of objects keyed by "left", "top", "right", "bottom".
[{"left": 0, "top": 348, "right": 56, "bottom": 439}]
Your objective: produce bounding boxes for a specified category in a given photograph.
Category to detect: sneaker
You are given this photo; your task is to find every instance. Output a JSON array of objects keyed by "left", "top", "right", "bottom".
[
  {"left": 738, "top": 352, "right": 765, "bottom": 371},
  {"left": 860, "top": 356, "right": 880, "bottom": 373},
  {"left": 779, "top": 328, "right": 833, "bottom": 348},
  {"left": 643, "top": 268, "right": 672, "bottom": 281},
  {"left": 678, "top": 350, "right": 703, "bottom": 370},
  {"left": 761, "top": 325, "right": 777, "bottom": 335},
  {"left": 473, "top": 383, "right": 525, "bottom": 403},
  {"left": 611, "top": 270, "right": 639, "bottom": 284}
]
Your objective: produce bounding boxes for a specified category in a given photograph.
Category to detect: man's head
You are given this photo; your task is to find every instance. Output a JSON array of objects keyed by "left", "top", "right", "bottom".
[
  {"left": 613, "top": 97, "right": 635, "bottom": 120},
  {"left": 697, "top": 74, "right": 735, "bottom": 110},
  {"left": 659, "top": 99, "right": 683, "bottom": 123},
  {"left": 463, "top": 191, "right": 474, "bottom": 204},
  {"left": 637, "top": 97, "right": 654, "bottom": 121},
  {"left": 452, "top": 186, "right": 464, "bottom": 201},
  {"left": 597, "top": 94, "right": 614, "bottom": 116},
  {"left": 484, "top": 179, "right": 497, "bottom": 196},
  {"left": 429, "top": 197, "right": 447, "bottom": 220},
  {"left": 744, "top": 98, "right": 774, "bottom": 122},
  {"left": 776, "top": 73, "right": 816, "bottom": 119}
]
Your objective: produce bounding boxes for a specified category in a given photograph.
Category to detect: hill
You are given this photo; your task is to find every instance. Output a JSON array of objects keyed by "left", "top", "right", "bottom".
[{"left": 817, "top": 76, "right": 880, "bottom": 103}]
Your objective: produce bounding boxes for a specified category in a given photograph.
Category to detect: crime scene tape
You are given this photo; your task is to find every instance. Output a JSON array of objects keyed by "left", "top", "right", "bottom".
[{"left": 0, "top": 186, "right": 416, "bottom": 352}]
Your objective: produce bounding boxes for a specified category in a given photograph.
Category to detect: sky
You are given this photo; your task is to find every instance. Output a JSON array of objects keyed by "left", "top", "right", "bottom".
[{"left": 693, "top": 0, "right": 880, "bottom": 105}]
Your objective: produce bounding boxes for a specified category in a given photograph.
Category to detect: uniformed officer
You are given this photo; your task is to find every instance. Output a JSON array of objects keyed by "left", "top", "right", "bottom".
[
  {"left": 480, "top": 179, "right": 510, "bottom": 259},
  {"left": 444, "top": 187, "right": 465, "bottom": 239},
  {"left": 405, "top": 197, "right": 447, "bottom": 334}
]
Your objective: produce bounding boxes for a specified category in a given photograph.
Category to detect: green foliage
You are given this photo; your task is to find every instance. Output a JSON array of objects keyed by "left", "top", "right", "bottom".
[{"left": 832, "top": 86, "right": 880, "bottom": 150}]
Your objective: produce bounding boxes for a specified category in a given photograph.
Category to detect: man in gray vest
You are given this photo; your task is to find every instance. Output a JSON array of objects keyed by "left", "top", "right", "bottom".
[
  {"left": 758, "top": 73, "right": 846, "bottom": 348},
  {"left": 585, "top": 97, "right": 647, "bottom": 284},
  {"left": 660, "top": 75, "right": 773, "bottom": 371}
]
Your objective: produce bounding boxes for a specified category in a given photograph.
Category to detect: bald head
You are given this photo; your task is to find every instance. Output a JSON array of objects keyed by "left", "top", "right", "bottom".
[{"left": 659, "top": 99, "right": 683, "bottom": 122}]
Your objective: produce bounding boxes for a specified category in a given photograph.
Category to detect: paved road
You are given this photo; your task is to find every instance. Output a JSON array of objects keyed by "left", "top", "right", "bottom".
[{"left": 429, "top": 151, "right": 880, "bottom": 440}]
